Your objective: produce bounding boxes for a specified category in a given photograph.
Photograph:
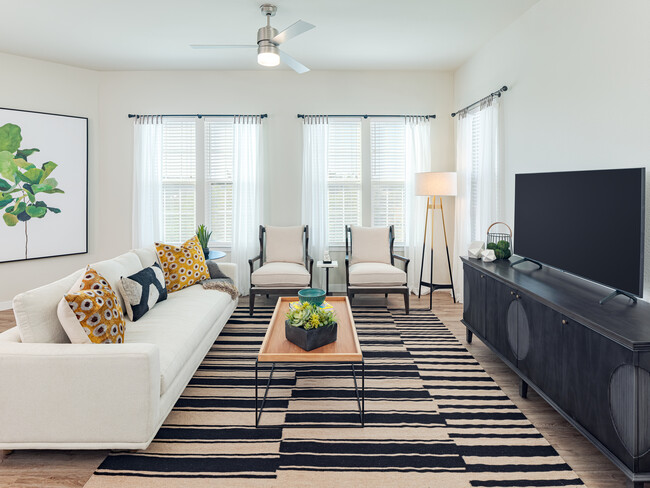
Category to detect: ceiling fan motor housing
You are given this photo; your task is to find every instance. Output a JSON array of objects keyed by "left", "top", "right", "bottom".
[{"left": 257, "top": 25, "right": 279, "bottom": 57}]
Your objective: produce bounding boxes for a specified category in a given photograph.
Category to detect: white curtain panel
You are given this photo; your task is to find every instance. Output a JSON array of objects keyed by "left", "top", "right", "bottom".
[
  {"left": 301, "top": 115, "right": 329, "bottom": 290},
  {"left": 232, "top": 115, "right": 263, "bottom": 295},
  {"left": 404, "top": 116, "right": 431, "bottom": 294},
  {"left": 132, "top": 115, "right": 163, "bottom": 248},
  {"left": 453, "top": 98, "right": 502, "bottom": 302}
]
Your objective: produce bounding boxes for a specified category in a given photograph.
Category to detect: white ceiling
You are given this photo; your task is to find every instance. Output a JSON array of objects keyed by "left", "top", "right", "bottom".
[{"left": 1, "top": 0, "right": 538, "bottom": 71}]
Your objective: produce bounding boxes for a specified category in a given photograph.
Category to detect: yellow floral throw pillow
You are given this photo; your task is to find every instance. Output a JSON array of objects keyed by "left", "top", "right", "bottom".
[
  {"left": 155, "top": 235, "right": 210, "bottom": 293},
  {"left": 57, "top": 267, "right": 126, "bottom": 344}
]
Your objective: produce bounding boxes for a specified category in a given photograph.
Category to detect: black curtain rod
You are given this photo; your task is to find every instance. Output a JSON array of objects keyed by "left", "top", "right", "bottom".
[
  {"left": 451, "top": 86, "right": 508, "bottom": 117},
  {"left": 128, "top": 113, "right": 268, "bottom": 119},
  {"left": 297, "top": 114, "right": 435, "bottom": 119}
]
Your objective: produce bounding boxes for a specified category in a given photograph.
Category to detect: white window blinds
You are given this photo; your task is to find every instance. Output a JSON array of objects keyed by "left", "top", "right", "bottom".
[
  {"left": 327, "top": 118, "right": 362, "bottom": 245},
  {"left": 205, "top": 118, "right": 234, "bottom": 246},
  {"left": 161, "top": 118, "right": 196, "bottom": 244},
  {"left": 370, "top": 119, "right": 407, "bottom": 244}
]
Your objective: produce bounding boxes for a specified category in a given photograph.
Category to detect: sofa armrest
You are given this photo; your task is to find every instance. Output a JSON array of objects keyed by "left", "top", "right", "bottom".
[
  {"left": 0, "top": 342, "right": 160, "bottom": 448},
  {"left": 216, "top": 262, "right": 238, "bottom": 289}
]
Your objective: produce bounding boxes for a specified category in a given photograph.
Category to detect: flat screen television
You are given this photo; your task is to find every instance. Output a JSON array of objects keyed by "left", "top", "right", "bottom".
[{"left": 514, "top": 168, "right": 645, "bottom": 299}]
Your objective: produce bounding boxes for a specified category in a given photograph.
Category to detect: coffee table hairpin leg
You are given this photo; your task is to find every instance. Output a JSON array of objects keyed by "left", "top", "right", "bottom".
[
  {"left": 255, "top": 360, "right": 365, "bottom": 427},
  {"left": 255, "top": 360, "right": 276, "bottom": 427}
]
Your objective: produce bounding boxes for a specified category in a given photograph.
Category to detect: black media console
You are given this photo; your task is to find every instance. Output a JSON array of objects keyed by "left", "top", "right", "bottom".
[{"left": 461, "top": 256, "right": 650, "bottom": 488}]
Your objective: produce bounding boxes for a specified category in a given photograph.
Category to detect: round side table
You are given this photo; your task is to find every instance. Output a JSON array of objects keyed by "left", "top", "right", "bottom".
[{"left": 207, "top": 250, "right": 226, "bottom": 260}]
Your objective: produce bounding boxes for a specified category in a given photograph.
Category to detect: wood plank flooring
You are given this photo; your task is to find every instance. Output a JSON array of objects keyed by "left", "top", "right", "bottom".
[{"left": 0, "top": 294, "right": 635, "bottom": 487}]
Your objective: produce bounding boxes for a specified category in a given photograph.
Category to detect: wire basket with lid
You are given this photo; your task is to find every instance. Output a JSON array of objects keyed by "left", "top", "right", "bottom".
[{"left": 486, "top": 222, "right": 513, "bottom": 259}]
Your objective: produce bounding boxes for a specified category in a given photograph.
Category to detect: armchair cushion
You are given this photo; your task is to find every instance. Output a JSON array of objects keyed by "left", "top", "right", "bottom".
[
  {"left": 349, "top": 263, "right": 406, "bottom": 287},
  {"left": 265, "top": 226, "right": 304, "bottom": 264},
  {"left": 350, "top": 226, "right": 391, "bottom": 265},
  {"left": 251, "top": 262, "right": 310, "bottom": 288}
]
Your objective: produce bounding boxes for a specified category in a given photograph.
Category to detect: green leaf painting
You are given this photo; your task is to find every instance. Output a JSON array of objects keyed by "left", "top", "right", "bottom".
[{"left": 0, "top": 123, "right": 64, "bottom": 259}]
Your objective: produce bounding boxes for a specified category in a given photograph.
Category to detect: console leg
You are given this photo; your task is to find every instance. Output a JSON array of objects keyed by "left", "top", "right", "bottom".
[
  {"left": 626, "top": 480, "right": 644, "bottom": 488},
  {"left": 520, "top": 379, "right": 529, "bottom": 399},
  {"left": 466, "top": 328, "right": 473, "bottom": 344}
]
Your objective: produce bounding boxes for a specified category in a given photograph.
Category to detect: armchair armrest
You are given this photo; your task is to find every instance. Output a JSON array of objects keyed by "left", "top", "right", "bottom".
[
  {"left": 393, "top": 254, "right": 410, "bottom": 276},
  {"left": 248, "top": 254, "right": 261, "bottom": 276}
]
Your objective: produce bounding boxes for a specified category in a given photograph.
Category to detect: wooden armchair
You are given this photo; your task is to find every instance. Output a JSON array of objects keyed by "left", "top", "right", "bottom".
[
  {"left": 248, "top": 225, "right": 314, "bottom": 315},
  {"left": 344, "top": 225, "right": 410, "bottom": 314}
]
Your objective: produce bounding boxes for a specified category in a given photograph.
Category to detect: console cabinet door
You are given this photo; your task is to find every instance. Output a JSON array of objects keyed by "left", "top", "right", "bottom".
[
  {"left": 563, "top": 319, "right": 634, "bottom": 470},
  {"left": 516, "top": 294, "right": 565, "bottom": 406},
  {"left": 463, "top": 264, "right": 486, "bottom": 337},
  {"left": 484, "top": 278, "right": 518, "bottom": 366}
]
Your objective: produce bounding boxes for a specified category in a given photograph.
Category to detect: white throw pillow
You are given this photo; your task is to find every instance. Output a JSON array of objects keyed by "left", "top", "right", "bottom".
[
  {"left": 350, "top": 226, "right": 391, "bottom": 265},
  {"left": 265, "top": 226, "right": 305, "bottom": 264}
]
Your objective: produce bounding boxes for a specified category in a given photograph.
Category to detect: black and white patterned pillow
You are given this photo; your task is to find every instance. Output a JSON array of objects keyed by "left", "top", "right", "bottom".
[{"left": 117, "top": 263, "right": 167, "bottom": 321}]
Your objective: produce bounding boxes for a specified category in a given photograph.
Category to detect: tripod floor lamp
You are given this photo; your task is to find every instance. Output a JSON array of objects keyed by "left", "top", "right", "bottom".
[{"left": 415, "top": 171, "right": 457, "bottom": 309}]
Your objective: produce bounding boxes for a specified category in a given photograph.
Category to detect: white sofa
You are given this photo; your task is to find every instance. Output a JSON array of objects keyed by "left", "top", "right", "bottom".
[{"left": 0, "top": 246, "right": 238, "bottom": 450}]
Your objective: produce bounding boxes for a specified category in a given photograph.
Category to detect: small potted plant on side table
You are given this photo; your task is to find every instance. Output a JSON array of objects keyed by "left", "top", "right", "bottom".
[
  {"left": 196, "top": 224, "right": 212, "bottom": 259},
  {"left": 285, "top": 302, "right": 337, "bottom": 351}
]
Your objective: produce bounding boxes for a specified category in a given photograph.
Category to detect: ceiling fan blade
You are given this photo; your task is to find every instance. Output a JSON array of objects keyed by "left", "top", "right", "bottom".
[
  {"left": 280, "top": 50, "right": 310, "bottom": 74},
  {"left": 190, "top": 44, "right": 257, "bottom": 49},
  {"left": 272, "top": 20, "right": 315, "bottom": 44}
]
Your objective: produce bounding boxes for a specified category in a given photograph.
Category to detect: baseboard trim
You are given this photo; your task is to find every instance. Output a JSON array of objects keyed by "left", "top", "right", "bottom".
[{"left": 0, "top": 301, "right": 12, "bottom": 311}]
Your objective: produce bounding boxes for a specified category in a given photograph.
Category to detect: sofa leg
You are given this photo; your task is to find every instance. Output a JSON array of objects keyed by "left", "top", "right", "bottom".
[
  {"left": 249, "top": 293, "right": 256, "bottom": 316},
  {"left": 404, "top": 291, "right": 410, "bottom": 315},
  {"left": 385, "top": 293, "right": 388, "bottom": 298},
  {"left": 0, "top": 450, "right": 12, "bottom": 463}
]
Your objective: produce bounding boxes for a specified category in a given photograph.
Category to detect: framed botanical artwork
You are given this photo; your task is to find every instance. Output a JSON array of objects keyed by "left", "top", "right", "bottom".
[{"left": 0, "top": 107, "right": 88, "bottom": 263}]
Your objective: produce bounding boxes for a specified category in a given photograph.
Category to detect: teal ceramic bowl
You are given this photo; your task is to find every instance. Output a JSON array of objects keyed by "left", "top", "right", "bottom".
[{"left": 298, "top": 288, "right": 326, "bottom": 306}]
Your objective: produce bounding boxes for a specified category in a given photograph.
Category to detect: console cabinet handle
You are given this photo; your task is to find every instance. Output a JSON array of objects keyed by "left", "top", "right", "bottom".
[
  {"left": 516, "top": 294, "right": 521, "bottom": 299},
  {"left": 562, "top": 319, "right": 569, "bottom": 325},
  {"left": 510, "top": 291, "right": 515, "bottom": 296}
]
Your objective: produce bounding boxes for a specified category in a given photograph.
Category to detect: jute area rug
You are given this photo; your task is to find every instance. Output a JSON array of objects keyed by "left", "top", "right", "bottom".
[{"left": 86, "top": 306, "right": 584, "bottom": 488}]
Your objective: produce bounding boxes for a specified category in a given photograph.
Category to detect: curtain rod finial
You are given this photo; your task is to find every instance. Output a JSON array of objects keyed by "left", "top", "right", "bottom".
[{"left": 502, "top": 86, "right": 508, "bottom": 92}]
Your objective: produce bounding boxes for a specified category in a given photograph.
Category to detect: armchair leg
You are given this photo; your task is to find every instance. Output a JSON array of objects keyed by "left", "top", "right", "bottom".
[
  {"left": 249, "top": 292, "right": 256, "bottom": 316},
  {"left": 385, "top": 293, "right": 388, "bottom": 298},
  {"left": 403, "top": 290, "right": 410, "bottom": 315}
]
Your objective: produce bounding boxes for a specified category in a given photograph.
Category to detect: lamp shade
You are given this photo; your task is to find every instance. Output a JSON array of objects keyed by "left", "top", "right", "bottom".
[{"left": 415, "top": 172, "right": 457, "bottom": 196}]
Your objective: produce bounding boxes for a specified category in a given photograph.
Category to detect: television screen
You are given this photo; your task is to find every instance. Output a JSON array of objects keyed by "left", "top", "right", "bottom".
[{"left": 514, "top": 168, "right": 645, "bottom": 297}]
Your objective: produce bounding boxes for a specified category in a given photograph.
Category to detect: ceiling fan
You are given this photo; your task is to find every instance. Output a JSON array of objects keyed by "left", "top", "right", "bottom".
[{"left": 191, "top": 4, "right": 315, "bottom": 74}]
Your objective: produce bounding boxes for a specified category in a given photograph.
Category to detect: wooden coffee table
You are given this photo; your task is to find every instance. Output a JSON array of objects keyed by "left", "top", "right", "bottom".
[{"left": 255, "top": 296, "right": 364, "bottom": 426}]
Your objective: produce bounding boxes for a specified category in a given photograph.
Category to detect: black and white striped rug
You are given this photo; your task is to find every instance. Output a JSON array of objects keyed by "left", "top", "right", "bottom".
[{"left": 87, "top": 306, "right": 584, "bottom": 487}]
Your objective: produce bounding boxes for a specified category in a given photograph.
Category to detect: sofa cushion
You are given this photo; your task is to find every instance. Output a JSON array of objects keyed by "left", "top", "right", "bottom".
[
  {"left": 155, "top": 236, "right": 210, "bottom": 293},
  {"left": 124, "top": 284, "right": 233, "bottom": 395},
  {"left": 265, "top": 226, "right": 304, "bottom": 264},
  {"left": 350, "top": 226, "right": 391, "bottom": 265},
  {"left": 92, "top": 252, "right": 144, "bottom": 311},
  {"left": 132, "top": 246, "right": 159, "bottom": 268},
  {"left": 117, "top": 263, "right": 167, "bottom": 321},
  {"left": 349, "top": 263, "right": 406, "bottom": 287},
  {"left": 13, "top": 269, "right": 83, "bottom": 343},
  {"left": 57, "top": 267, "right": 126, "bottom": 344},
  {"left": 251, "top": 262, "right": 310, "bottom": 287}
]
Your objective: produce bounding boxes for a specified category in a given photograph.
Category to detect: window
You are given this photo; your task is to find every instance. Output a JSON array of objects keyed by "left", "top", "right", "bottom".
[
  {"left": 161, "top": 118, "right": 196, "bottom": 245},
  {"left": 370, "top": 119, "right": 406, "bottom": 243},
  {"left": 160, "top": 117, "right": 235, "bottom": 246},
  {"left": 205, "top": 119, "right": 234, "bottom": 246},
  {"left": 323, "top": 117, "right": 410, "bottom": 246},
  {"left": 327, "top": 118, "right": 362, "bottom": 245}
]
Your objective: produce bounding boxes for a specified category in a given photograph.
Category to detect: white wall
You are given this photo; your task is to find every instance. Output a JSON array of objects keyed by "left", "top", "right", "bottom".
[
  {"left": 0, "top": 53, "right": 100, "bottom": 308},
  {"left": 98, "top": 70, "right": 456, "bottom": 290},
  {"left": 454, "top": 0, "right": 650, "bottom": 297},
  {"left": 0, "top": 67, "right": 455, "bottom": 304}
]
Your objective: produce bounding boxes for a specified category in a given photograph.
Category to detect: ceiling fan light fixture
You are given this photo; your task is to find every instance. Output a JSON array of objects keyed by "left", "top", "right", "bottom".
[{"left": 257, "top": 44, "right": 280, "bottom": 67}]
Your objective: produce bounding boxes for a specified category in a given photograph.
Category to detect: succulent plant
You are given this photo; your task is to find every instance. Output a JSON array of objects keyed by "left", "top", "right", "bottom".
[{"left": 286, "top": 302, "right": 336, "bottom": 330}]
